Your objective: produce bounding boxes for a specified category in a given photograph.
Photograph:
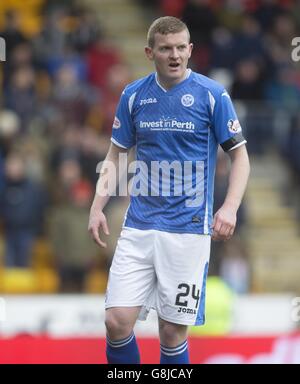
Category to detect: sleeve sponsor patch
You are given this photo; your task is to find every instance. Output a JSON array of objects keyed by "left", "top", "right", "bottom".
[{"left": 113, "top": 116, "right": 121, "bottom": 129}]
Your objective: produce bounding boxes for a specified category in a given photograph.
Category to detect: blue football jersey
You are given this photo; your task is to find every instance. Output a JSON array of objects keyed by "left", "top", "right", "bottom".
[{"left": 111, "top": 70, "right": 246, "bottom": 235}]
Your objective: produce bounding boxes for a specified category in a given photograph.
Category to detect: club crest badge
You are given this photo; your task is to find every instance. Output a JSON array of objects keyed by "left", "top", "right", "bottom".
[{"left": 181, "top": 94, "right": 194, "bottom": 107}]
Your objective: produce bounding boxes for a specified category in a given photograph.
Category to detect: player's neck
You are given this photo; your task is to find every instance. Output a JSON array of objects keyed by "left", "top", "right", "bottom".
[{"left": 156, "top": 69, "right": 191, "bottom": 91}]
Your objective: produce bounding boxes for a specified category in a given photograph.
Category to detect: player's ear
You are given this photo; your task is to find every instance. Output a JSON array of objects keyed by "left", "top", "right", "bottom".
[
  {"left": 145, "top": 46, "right": 154, "bottom": 61},
  {"left": 188, "top": 43, "right": 193, "bottom": 59}
]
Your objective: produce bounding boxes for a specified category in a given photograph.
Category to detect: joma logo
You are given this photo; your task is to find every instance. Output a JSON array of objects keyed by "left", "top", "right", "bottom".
[
  {"left": 140, "top": 97, "right": 157, "bottom": 106},
  {"left": 178, "top": 307, "right": 197, "bottom": 314}
]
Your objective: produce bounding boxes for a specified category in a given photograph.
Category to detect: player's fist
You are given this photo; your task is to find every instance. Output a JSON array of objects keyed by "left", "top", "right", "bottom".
[{"left": 211, "top": 206, "right": 236, "bottom": 242}]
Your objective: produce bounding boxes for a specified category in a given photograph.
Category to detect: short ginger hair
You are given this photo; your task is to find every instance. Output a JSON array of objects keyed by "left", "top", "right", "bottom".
[{"left": 147, "top": 16, "right": 190, "bottom": 48}]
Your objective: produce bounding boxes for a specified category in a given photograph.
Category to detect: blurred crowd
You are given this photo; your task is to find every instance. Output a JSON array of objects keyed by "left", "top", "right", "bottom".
[
  {"left": 0, "top": 0, "right": 299, "bottom": 294},
  {"left": 0, "top": 0, "right": 132, "bottom": 292}
]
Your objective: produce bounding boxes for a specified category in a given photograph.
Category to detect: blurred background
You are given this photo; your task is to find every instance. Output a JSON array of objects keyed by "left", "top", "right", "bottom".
[{"left": 0, "top": 0, "right": 300, "bottom": 364}]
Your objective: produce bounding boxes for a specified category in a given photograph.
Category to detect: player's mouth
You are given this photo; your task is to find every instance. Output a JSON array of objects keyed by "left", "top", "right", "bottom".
[{"left": 168, "top": 62, "right": 180, "bottom": 71}]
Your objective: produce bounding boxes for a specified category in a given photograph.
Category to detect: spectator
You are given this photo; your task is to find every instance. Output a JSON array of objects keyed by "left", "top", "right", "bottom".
[
  {"left": 101, "top": 63, "right": 132, "bottom": 135},
  {"left": 0, "top": 110, "right": 21, "bottom": 157},
  {"left": 265, "top": 13, "right": 297, "bottom": 72},
  {"left": 51, "top": 64, "right": 99, "bottom": 125},
  {"left": 182, "top": 0, "right": 218, "bottom": 72},
  {"left": 264, "top": 67, "right": 300, "bottom": 111},
  {"left": 0, "top": 152, "right": 47, "bottom": 267},
  {"left": 4, "top": 67, "right": 37, "bottom": 131},
  {"left": 231, "top": 59, "right": 265, "bottom": 100},
  {"left": 232, "top": 14, "right": 267, "bottom": 64},
  {"left": 80, "top": 128, "right": 110, "bottom": 187},
  {"left": 253, "top": 0, "right": 287, "bottom": 32},
  {"left": 2, "top": 43, "right": 34, "bottom": 87},
  {"left": 46, "top": 45, "right": 87, "bottom": 82},
  {"left": 86, "top": 35, "right": 122, "bottom": 89},
  {"left": 210, "top": 27, "right": 235, "bottom": 70},
  {"left": 159, "top": 0, "right": 186, "bottom": 17},
  {"left": 68, "top": 8, "right": 102, "bottom": 53},
  {"left": 50, "top": 157, "right": 82, "bottom": 204},
  {"left": 48, "top": 165, "right": 100, "bottom": 292},
  {"left": 0, "top": 10, "right": 27, "bottom": 62},
  {"left": 50, "top": 125, "right": 81, "bottom": 176},
  {"left": 182, "top": 0, "right": 218, "bottom": 46},
  {"left": 32, "top": 9, "right": 67, "bottom": 69}
]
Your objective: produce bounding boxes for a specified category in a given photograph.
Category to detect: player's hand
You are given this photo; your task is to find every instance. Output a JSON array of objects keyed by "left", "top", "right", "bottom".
[
  {"left": 211, "top": 205, "right": 236, "bottom": 242},
  {"left": 88, "top": 208, "right": 110, "bottom": 248}
]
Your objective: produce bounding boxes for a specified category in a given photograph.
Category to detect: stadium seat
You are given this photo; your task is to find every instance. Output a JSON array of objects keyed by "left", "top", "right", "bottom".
[
  {"left": 0, "top": 267, "right": 59, "bottom": 294},
  {"left": 0, "top": 0, "right": 44, "bottom": 36},
  {"left": 32, "top": 238, "right": 55, "bottom": 269},
  {"left": 0, "top": 268, "right": 38, "bottom": 294},
  {"left": 35, "top": 268, "right": 59, "bottom": 293},
  {"left": 85, "top": 269, "right": 108, "bottom": 294}
]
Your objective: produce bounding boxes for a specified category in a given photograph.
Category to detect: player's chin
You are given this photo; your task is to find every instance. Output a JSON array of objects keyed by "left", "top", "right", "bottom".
[{"left": 167, "top": 67, "right": 183, "bottom": 75}]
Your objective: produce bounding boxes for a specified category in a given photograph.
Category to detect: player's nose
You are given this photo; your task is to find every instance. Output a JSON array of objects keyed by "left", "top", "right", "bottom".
[{"left": 170, "top": 47, "right": 180, "bottom": 59}]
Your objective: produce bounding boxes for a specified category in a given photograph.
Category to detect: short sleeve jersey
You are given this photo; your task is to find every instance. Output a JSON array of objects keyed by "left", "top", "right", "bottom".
[{"left": 111, "top": 70, "right": 246, "bottom": 235}]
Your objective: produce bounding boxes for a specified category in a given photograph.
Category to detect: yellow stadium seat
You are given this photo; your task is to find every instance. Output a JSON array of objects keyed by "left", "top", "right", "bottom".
[
  {"left": 32, "top": 238, "right": 55, "bottom": 269},
  {"left": 21, "top": 14, "right": 42, "bottom": 37},
  {"left": 0, "top": 268, "right": 38, "bottom": 294},
  {"left": 0, "top": 267, "right": 59, "bottom": 294},
  {"left": 85, "top": 270, "right": 108, "bottom": 294},
  {"left": 0, "top": 0, "right": 45, "bottom": 36},
  {"left": 35, "top": 268, "right": 59, "bottom": 293}
]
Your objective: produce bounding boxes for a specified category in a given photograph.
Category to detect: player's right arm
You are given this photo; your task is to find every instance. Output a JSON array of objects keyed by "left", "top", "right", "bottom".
[
  {"left": 89, "top": 85, "right": 136, "bottom": 247},
  {"left": 88, "top": 142, "right": 129, "bottom": 248}
]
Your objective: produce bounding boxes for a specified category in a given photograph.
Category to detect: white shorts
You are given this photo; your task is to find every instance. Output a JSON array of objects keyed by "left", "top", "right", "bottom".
[{"left": 105, "top": 227, "right": 211, "bottom": 326}]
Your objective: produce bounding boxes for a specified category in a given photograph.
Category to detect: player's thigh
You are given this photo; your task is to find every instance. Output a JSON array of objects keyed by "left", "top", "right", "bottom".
[
  {"left": 154, "top": 232, "right": 211, "bottom": 326},
  {"left": 105, "top": 228, "right": 156, "bottom": 308}
]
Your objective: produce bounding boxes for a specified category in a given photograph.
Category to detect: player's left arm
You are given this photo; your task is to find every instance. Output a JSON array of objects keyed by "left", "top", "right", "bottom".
[{"left": 212, "top": 144, "right": 250, "bottom": 241}]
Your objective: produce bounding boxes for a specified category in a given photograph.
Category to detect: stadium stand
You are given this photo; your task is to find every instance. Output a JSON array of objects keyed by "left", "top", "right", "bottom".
[{"left": 0, "top": 0, "right": 300, "bottom": 296}]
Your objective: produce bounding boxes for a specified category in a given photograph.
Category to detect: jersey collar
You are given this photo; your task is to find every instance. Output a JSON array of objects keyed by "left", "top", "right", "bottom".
[{"left": 155, "top": 69, "right": 192, "bottom": 93}]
